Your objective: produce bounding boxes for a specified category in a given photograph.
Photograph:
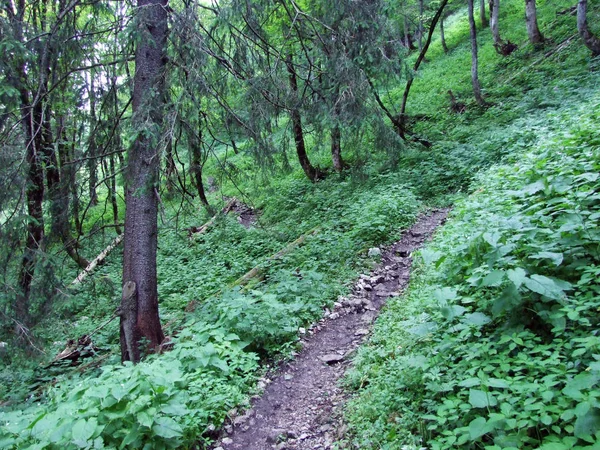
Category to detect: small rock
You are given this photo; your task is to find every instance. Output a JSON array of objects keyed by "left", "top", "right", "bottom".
[
  {"left": 318, "top": 354, "right": 344, "bottom": 364},
  {"left": 299, "top": 327, "right": 306, "bottom": 334},
  {"left": 224, "top": 425, "right": 233, "bottom": 434},
  {"left": 329, "top": 312, "right": 340, "bottom": 320},
  {"left": 370, "top": 274, "right": 385, "bottom": 283},
  {"left": 284, "top": 374, "right": 294, "bottom": 381},
  {"left": 368, "top": 247, "right": 382, "bottom": 257},
  {"left": 355, "top": 329, "right": 369, "bottom": 336},
  {"left": 222, "top": 438, "right": 233, "bottom": 445},
  {"left": 298, "top": 433, "right": 310, "bottom": 440},
  {"left": 214, "top": 447, "right": 224, "bottom": 450}
]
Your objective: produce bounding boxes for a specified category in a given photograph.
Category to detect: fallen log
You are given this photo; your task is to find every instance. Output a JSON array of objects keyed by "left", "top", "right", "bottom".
[
  {"left": 71, "top": 233, "right": 124, "bottom": 285},
  {"left": 230, "top": 227, "right": 320, "bottom": 288},
  {"left": 188, "top": 197, "right": 237, "bottom": 236}
]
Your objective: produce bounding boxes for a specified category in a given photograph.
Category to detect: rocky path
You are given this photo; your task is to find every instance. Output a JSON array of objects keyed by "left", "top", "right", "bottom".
[{"left": 211, "top": 209, "right": 449, "bottom": 450}]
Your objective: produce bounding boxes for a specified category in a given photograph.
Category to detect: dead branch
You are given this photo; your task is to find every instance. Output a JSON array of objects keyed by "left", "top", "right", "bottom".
[
  {"left": 71, "top": 233, "right": 124, "bottom": 285},
  {"left": 188, "top": 197, "right": 237, "bottom": 236},
  {"left": 230, "top": 228, "right": 320, "bottom": 288}
]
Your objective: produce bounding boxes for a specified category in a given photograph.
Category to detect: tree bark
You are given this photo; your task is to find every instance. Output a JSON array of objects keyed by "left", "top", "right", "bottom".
[
  {"left": 56, "top": 117, "right": 90, "bottom": 269},
  {"left": 440, "top": 15, "right": 449, "bottom": 53},
  {"left": 285, "top": 54, "right": 319, "bottom": 182},
  {"left": 578, "top": 0, "right": 600, "bottom": 56},
  {"left": 331, "top": 125, "right": 343, "bottom": 172},
  {"left": 399, "top": 0, "right": 449, "bottom": 132},
  {"left": 525, "top": 0, "right": 544, "bottom": 44},
  {"left": 87, "top": 73, "right": 99, "bottom": 207},
  {"left": 469, "top": 0, "right": 486, "bottom": 105},
  {"left": 490, "top": 0, "right": 502, "bottom": 47},
  {"left": 120, "top": 0, "right": 167, "bottom": 363},
  {"left": 15, "top": 101, "right": 46, "bottom": 324},
  {"left": 480, "top": 0, "right": 489, "bottom": 27}
]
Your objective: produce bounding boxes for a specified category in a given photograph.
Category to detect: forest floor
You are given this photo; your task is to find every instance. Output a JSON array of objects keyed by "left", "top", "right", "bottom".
[{"left": 211, "top": 209, "right": 449, "bottom": 450}]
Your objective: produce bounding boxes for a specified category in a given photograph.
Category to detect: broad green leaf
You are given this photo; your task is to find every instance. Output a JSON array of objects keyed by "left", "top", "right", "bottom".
[
  {"left": 421, "top": 249, "right": 442, "bottom": 265},
  {"left": 482, "top": 270, "right": 505, "bottom": 287},
  {"left": 523, "top": 275, "right": 568, "bottom": 300},
  {"left": 574, "top": 407, "right": 600, "bottom": 442},
  {"left": 433, "top": 287, "right": 458, "bottom": 303},
  {"left": 531, "top": 252, "right": 564, "bottom": 267},
  {"left": 483, "top": 231, "right": 502, "bottom": 247},
  {"left": 468, "top": 416, "right": 488, "bottom": 440},
  {"left": 72, "top": 418, "right": 98, "bottom": 447},
  {"left": 458, "top": 377, "right": 481, "bottom": 388},
  {"left": 469, "top": 389, "right": 497, "bottom": 408},
  {"left": 440, "top": 305, "right": 466, "bottom": 320},
  {"left": 462, "top": 312, "right": 491, "bottom": 327},
  {"left": 152, "top": 416, "right": 183, "bottom": 439},
  {"left": 507, "top": 268, "right": 527, "bottom": 288},
  {"left": 487, "top": 378, "right": 510, "bottom": 389}
]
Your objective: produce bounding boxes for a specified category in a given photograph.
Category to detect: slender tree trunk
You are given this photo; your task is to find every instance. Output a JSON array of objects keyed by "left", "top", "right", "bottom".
[
  {"left": 578, "top": 0, "right": 600, "bottom": 56},
  {"left": 87, "top": 74, "right": 99, "bottom": 206},
  {"left": 188, "top": 121, "right": 210, "bottom": 209},
  {"left": 490, "top": 0, "right": 502, "bottom": 47},
  {"left": 525, "top": 0, "right": 544, "bottom": 44},
  {"left": 331, "top": 126, "right": 343, "bottom": 172},
  {"left": 109, "top": 154, "right": 122, "bottom": 235},
  {"left": 403, "top": 14, "right": 416, "bottom": 49},
  {"left": 480, "top": 0, "right": 489, "bottom": 27},
  {"left": 120, "top": 0, "right": 167, "bottom": 363},
  {"left": 468, "top": 0, "right": 486, "bottom": 105},
  {"left": 399, "top": 0, "right": 449, "bottom": 133},
  {"left": 440, "top": 15, "right": 449, "bottom": 53},
  {"left": 56, "top": 117, "right": 90, "bottom": 269},
  {"left": 418, "top": 0, "right": 425, "bottom": 51},
  {"left": 285, "top": 54, "right": 319, "bottom": 182}
]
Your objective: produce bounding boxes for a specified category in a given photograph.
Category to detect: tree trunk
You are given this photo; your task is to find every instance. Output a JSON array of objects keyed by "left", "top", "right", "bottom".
[
  {"left": 490, "top": 0, "right": 502, "bottom": 47},
  {"left": 87, "top": 74, "right": 99, "bottom": 206},
  {"left": 285, "top": 54, "right": 319, "bottom": 182},
  {"left": 331, "top": 125, "right": 343, "bottom": 172},
  {"left": 403, "top": 14, "right": 416, "bottom": 49},
  {"left": 525, "top": 0, "right": 544, "bottom": 44},
  {"left": 15, "top": 99, "right": 46, "bottom": 324},
  {"left": 120, "top": 0, "right": 167, "bottom": 363},
  {"left": 480, "top": 0, "right": 489, "bottom": 27},
  {"left": 399, "top": 0, "right": 449, "bottom": 132},
  {"left": 578, "top": 0, "right": 600, "bottom": 56},
  {"left": 468, "top": 0, "right": 486, "bottom": 105},
  {"left": 56, "top": 117, "right": 90, "bottom": 269},
  {"left": 440, "top": 15, "right": 449, "bottom": 53},
  {"left": 418, "top": 0, "right": 425, "bottom": 51}
]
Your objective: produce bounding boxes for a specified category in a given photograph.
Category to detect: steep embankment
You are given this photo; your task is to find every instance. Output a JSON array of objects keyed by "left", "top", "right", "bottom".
[{"left": 343, "top": 48, "right": 600, "bottom": 450}]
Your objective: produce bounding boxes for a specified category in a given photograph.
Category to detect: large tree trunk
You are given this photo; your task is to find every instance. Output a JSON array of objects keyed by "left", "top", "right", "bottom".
[
  {"left": 120, "top": 0, "right": 167, "bottom": 363},
  {"left": 480, "top": 0, "right": 489, "bottom": 27},
  {"left": 15, "top": 99, "right": 46, "bottom": 324},
  {"left": 285, "top": 54, "right": 319, "bottom": 182},
  {"left": 525, "top": 0, "right": 544, "bottom": 44},
  {"left": 578, "top": 0, "right": 600, "bottom": 56},
  {"left": 468, "top": 0, "right": 486, "bottom": 105}
]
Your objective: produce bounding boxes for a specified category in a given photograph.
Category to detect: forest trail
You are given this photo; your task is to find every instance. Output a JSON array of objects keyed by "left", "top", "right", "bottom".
[{"left": 211, "top": 209, "right": 449, "bottom": 450}]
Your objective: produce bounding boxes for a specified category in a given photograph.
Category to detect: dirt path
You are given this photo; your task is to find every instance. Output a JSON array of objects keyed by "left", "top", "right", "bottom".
[{"left": 211, "top": 209, "right": 449, "bottom": 450}]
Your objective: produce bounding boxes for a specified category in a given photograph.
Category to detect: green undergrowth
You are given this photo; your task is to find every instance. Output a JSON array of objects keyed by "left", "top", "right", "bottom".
[
  {"left": 343, "top": 75, "right": 600, "bottom": 448},
  {"left": 0, "top": 170, "right": 423, "bottom": 448}
]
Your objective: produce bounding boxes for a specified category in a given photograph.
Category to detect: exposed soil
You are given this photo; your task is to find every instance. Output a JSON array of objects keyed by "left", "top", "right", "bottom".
[{"left": 211, "top": 209, "right": 449, "bottom": 450}]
